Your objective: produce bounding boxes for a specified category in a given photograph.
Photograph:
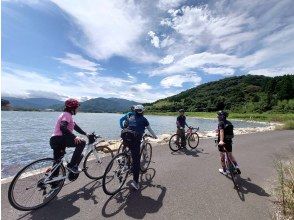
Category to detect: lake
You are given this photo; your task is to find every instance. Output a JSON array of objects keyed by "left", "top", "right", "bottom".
[{"left": 1, "top": 111, "right": 266, "bottom": 178}]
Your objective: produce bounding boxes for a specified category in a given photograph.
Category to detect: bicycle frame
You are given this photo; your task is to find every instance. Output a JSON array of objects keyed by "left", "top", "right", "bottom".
[{"left": 44, "top": 135, "right": 105, "bottom": 184}]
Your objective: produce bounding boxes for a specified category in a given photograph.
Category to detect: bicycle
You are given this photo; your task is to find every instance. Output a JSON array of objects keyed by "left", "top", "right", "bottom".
[
  {"left": 169, "top": 127, "right": 199, "bottom": 152},
  {"left": 116, "top": 134, "right": 152, "bottom": 173},
  {"left": 102, "top": 133, "right": 154, "bottom": 195},
  {"left": 8, "top": 133, "right": 114, "bottom": 211},
  {"left": 214, "top": 139, "right": 239, "bottom": 189}
]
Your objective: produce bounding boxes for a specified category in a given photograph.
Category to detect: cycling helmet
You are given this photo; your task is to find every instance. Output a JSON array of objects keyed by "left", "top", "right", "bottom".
[
  {"left": 65, "top": 98, "right": 80, "bottom": 109},
  {"left": 134, "top": 104, "right": 145, "bottom": 113},
  {"left": 217, "top": 110, "right": 228, "bottom": 119},
  {"left": 178, "top": 109, "right": 185, "bottom": 113}
]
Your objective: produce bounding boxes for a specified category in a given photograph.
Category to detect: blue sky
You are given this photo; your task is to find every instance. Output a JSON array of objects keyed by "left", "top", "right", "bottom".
[{"left": 2, "top": 0, "right": 294, "bottom": 102}]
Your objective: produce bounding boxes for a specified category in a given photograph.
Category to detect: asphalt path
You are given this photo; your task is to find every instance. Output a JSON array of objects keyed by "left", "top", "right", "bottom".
[{"left": 1, "top": 130, "right": 294, "bottom": 220}]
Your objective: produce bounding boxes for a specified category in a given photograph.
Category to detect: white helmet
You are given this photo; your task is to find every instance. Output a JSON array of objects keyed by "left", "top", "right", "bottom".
[{"left": 134, "top": 104, "right": 145, "bottom": 113}]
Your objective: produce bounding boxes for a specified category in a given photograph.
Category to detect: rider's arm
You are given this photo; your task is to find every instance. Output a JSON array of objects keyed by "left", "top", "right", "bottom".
[
  {"left": 119, "top": 114, "right": 128, "bottom": 129},
  {"left": 146, "top": 125, "right": 158, "bottom": 139},
  {"left": 60, "top": 121, "right": 76, "bottom": 139},
  {"left": 74, "top": 123, "right": 87, "bottom": 135},
  {"left": 219, "top": 129, "right": 225, "bottom": 143}
]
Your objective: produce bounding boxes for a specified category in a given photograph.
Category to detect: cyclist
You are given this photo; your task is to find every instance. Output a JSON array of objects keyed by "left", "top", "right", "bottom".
[
  {"left": 120, "top": 104, "right": 157, "bottom": 190},
  {"left": 50, "top": 98, "right": 88, "bottom": 174},
  {"left": 217, "top": 110, "right": 241, "bottom": 175},
  {"left": 119, "top": 105, "right": 135, "bottom": 129},
  {"left": 176, "top": 109, "right": 190, "bottom": 148}
]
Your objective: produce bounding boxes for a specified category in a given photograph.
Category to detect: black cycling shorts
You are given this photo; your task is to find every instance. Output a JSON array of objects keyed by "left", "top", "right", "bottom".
[{"left": 218, "top": 142, "right": 232, "bottom": 153}]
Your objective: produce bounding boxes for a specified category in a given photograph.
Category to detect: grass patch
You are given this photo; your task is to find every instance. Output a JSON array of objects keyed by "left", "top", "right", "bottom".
[
  {"left": 274, "top": 160, "right": 294, "bottom": 219},
  {"left": 282, "top": 120, "right": 294, "bottom": 130},
  {"left": 146, "top": 111, "right": 294, "bottom": 124}
]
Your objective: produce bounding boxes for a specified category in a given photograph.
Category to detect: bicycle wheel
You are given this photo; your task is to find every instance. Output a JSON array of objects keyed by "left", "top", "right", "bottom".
[
  {"left": 8, "top": 158, "right": 65, "bottom": 211},
  {"left": 84, "top": 146, "right": 114, "bottom": 180},
  {"left": 169, "top": 134, "right": 181, "bottom": 152},
  {"left": 188, "top": 132, "right": 199, "bottom": 149},
  {"left": 140, "top": 143, "right": 152, "bottom": 173},
  {"left": 116, "top": 143, "right": 126, "bottom": 155},
  {"left": 225, "top": 156, "right": 238, "bottom": 189},
  {"left": 102, "top": 153, "right": 130, "bottom": 195}
]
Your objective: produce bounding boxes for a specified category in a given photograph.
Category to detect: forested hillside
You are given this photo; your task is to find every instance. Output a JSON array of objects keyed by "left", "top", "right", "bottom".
[{"left": 146, "top": 75, "right": 294, "bottom": 113}]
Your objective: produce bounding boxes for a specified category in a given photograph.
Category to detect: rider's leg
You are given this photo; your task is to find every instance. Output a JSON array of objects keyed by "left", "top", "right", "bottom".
[
  {"left": 179, "top": 129, "right": 186, "bottom": 147},
  {"left": 50, "top": 136, "right": 65, "bottom": 177},
  {"left": 130, "top": 138, "right": 141, "bottom": 184},
  {"left": 66, "top": 138, "right": 86, "bottom": 168},
  {"left": 220, "top": 152, "right": 226, "bottom": 171}
]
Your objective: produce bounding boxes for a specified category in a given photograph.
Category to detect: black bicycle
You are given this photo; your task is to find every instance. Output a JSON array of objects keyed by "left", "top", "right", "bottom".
[
  {"left": 8, "top": 133, "right": 113, "bottom": 211},
  {"left": 215, "top": 139, "right": 239, "bottom": 188},
  {"left": 102, "top": 134, "right": 154, "bottom": 195}
]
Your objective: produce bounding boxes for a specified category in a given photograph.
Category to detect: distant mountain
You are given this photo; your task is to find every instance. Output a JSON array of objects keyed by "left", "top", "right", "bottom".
[
  {"left": 146, "top": 75, "right": 294, "bottom": 113},
  {"left": 3, "top": 97, "right": 140, "bottom": 113},
  {"left": 2, "top": 97, "right": 63, "bottom": 110},
  {"left": 79, "top": 98, "right": 140, "bottom": 113}
]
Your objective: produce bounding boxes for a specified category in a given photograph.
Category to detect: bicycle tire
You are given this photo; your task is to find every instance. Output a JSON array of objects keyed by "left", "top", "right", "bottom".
[
  {"left": 140, "top": 143, "right": 152, "bottom": 173},
  {"left": 8, "top": 158, "right": 65, "bottom": 211},
  {"left": 102, "top": 153, "right": 130, "bottom": 195},
  {"left": 116, "top": 143, "right": 126, "bottom": 155},
  {"left": 188, "top": 132, "right": 199, "bottom": 149},
  {"left": 84, "top": 146, "right": 114, "bottom": 180},
  {"left": 169, "top": 134, "right": 181, "bottom": 152}
]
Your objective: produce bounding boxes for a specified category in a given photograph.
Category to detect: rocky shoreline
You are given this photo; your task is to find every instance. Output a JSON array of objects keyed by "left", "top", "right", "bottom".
[{"left": 96, "top": 122, "right": 281, "bottom": 152}]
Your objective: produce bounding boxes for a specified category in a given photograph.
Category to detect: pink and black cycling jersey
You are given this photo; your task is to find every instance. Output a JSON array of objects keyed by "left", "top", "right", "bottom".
[{"left": 53, "top": 112, "right": 75, "bottom": 136}]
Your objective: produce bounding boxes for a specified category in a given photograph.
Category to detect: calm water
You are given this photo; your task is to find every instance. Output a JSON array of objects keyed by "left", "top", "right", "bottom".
[{"left": 1, "top": 111, "right": 266, "bottom": 178}]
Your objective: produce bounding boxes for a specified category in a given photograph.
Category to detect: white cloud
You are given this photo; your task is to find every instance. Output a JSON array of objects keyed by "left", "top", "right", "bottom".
[
  {"left": 160, "top": 36, "right": 175, "bottom": 48},
  {"left": 160, "top": 74, "right": 201, "bottom": 88},
  {"left": 152, "top": 52, "right": 243, "bottom": 75},
  {"left": 159, "top": 55, "right": 174, "bottom": 65},
  {"left": 52, "top": 0, "right": 158, "bottom": 63},
  {"left": 248, "top": 68, "right": 294, "bottom": 77},
  {"left": 1, "top": 66, "right": 172, "bottom": 102},
  {"left": 55, "top": 53, "right": 101, "bottom": 72},
  {"left": 148, "top": 31, "right": 160, "bottom": 48},
  {"left": 131, "top": 83, "right": 152, "bottom": 92},
  {"left": 157, "top": 0, "right": 185, "bottom": 10},
  {"left": 203, "top": 67, "right": 235, "bottom": 76}
]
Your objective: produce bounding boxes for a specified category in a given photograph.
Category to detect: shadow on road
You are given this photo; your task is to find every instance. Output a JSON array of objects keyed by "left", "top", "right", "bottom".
[
  {"left": 18, "top": 180, "right": 102, "bottom": 220},
  {"left": 233, "top": 176, "right": 270, "bottom": 201},
  {"left": 171, "top": 147, "right": 208, "bottom": 157},
  {"left": 102, "top": 168, "right": 167, "bottom": 219}
]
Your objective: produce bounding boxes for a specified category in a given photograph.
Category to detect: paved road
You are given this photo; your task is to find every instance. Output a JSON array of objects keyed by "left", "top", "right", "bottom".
[{"left": 2, "top": 130, "right": 294, "bottom": 220}]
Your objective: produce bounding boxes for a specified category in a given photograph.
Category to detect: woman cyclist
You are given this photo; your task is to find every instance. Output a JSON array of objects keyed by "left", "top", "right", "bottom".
[
  {"left": 120, "top": 104, "right": 157, "bottom": 190},
  {"left": 50, "top": 98, "right": 88, "bottom": 174}
]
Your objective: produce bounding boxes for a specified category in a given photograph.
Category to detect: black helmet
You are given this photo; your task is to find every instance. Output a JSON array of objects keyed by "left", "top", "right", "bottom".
[
  {"left": 217, "top": 110, "right": 228, "bottom": 119},
  {"left": 178, "top": 109, "right": 185, "bottom": 113}
]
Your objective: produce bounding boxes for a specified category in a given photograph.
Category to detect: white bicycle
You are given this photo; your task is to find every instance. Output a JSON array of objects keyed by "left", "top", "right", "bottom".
[{"left": 8, "top": 132, "right": 114, "bottom": 211}]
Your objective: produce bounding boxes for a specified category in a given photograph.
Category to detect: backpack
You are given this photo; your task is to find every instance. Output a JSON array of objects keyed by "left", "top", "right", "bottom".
[
  {"left": 121, "top": 128, "right": 137, "bottom": 147},
  {"left": 224, "top": 121, "right": 234, "bottom": 139}
]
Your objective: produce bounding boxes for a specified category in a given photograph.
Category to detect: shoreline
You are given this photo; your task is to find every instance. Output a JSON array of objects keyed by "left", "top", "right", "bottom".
[{"left": 0, "top": 124, "right": 281, "bottom": 182}]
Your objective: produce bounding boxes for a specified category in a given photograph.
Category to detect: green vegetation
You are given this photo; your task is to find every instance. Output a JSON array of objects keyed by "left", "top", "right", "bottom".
[
  {"left": 146, "top": 75, "right": 294, "bottom": 113},
  {"left": 146, "top": 111, "right": 294, "bottom": 123},
  {"left": 274, "top": 160, "right": 294, "bottom": 219}
]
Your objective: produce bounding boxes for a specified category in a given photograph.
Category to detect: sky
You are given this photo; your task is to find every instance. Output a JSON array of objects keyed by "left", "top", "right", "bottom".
[{"left": 2, "top": 0, "right": 294, "bottom": 102}]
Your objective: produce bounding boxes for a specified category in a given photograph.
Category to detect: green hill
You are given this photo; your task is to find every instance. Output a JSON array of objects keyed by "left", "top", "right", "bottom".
[{"left": 146, "top": 75, "right": 294, "bottom": 113}]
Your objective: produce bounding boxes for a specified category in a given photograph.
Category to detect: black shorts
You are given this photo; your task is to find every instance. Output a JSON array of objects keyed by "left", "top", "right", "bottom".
[{"left": 218, "top": 142, "right": 232, "bottom": 153}]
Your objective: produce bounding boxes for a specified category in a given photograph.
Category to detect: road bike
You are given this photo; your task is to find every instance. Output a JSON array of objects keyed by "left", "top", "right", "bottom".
[
  {"left": 8, "top": 133, "right": 113, "bottom": 211},
  {"left": 215, "top": 139, "right": 239, "bottom": 188},
  {"left": 102, "top": 133, "right": 154, "bottom": 195},
  {"left": 169, "top": 127, "right": 199, "bottom": 152},
  {"left": 116, "top": 134, "right": 152, "bottom": 173}
]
